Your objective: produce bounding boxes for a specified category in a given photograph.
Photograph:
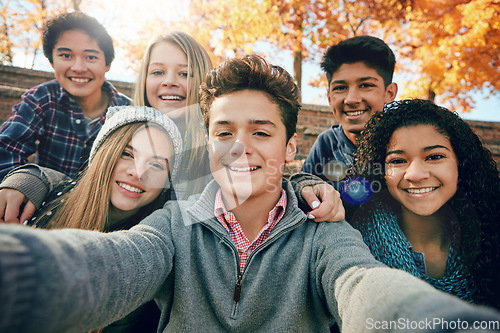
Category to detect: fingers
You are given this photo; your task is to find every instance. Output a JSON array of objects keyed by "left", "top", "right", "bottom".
[
  {"left": 20, "top": 201, "right": 36, "bottom": 224},
  {"left": 0, "top": 192, "right": 5, "bottom": 223},
  {"left": 300, "top": 186, "right": 321, "bottom": 219},
  {"left": 0, "top": 189, "right": 27, "bottom": 224},
  {"left": 310, "top": 199, "right": 345, "bottom": 223},
  {"left": 304, "top": 184, "right": 345, "bottom": 223}
]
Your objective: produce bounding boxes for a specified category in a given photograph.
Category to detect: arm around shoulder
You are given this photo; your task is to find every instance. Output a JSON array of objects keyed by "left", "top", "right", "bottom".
[
  {"left": 289, "top": 172, "right": 326, "bottom": 209},
  {"left": 0, "top": 164, "right": 67, "bottom": 209}
]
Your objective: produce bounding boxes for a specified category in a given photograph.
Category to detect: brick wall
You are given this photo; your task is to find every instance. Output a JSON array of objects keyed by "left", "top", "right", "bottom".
[
  {"left": 296, "top": 104, "right": 338, "bottom": 159},
  {"left": 0, "top": 64, "right": 134, "bottom": 122},
  {"left": 2, "top": 64, "right": 500, "bottom": 171}
]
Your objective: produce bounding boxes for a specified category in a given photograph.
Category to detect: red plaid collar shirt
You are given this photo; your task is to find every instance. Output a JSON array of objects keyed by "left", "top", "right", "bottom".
[{"left": 214, "top": 188, "right": 287, "bottom": 274}]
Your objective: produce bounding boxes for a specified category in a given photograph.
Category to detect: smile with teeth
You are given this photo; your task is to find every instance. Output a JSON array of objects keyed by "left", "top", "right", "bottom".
[
  {"left": 345, "top": 110, "right": 366, "bottom": 116},
  {"left": 227, "top": 165, "right": 259, "bottom": 172},
  {"left": 405, "top": 187, "right": 437, "bottom": 194},
  {"left": 160, "top": 95, "right": 184, "bottom": 101},
  {"left": 70, "top": 77, "right": 91, "bottom": 83},
  {"left": 117, "top": 182, "right": 144, "bottom": 193}
]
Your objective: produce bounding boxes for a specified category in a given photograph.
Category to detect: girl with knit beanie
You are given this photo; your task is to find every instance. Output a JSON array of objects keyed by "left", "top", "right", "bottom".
[{"left": 27, "top": 105, "right": 182, "bottom": 332}]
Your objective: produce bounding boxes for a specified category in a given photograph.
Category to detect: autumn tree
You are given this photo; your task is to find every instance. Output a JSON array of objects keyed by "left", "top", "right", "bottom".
[
  {"left": 173, "top": 0, "right": 411, "bottom": 98},
  {"left": 1, "top": 0, "right": 77, "bottom": 67},
  {"left": 0, "top": 0, "right": 14, "bottom": 64},
  {"left": 5, "top": 0, "right": 491, "bottom": 113},
  {"left": 382, "top": 0, "right": 500, "bottom": 112},
  {"left": 176, "top": 0, "right": 499, "bottom": 111}
]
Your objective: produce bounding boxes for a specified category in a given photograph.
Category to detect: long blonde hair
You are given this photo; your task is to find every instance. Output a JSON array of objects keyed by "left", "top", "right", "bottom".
[
  {"left": 39, "top": 122, "right": 167, "bottom": 231},
  {"left": 134, "top": 32, "right": 213, "bottom": 198}
]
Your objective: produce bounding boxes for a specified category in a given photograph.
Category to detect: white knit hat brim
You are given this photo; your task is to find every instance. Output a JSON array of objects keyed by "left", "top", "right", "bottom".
[{"left": 90, "top": 106, "right": 183, "bottom": 178}]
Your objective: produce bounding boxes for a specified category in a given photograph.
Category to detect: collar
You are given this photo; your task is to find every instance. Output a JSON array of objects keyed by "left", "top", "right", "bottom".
[
  {"left": 214, "top": 188, "right": 287, "bottom": 230},
  {"left": 185, "top": 179, "right": 306, "bottom": 236}
]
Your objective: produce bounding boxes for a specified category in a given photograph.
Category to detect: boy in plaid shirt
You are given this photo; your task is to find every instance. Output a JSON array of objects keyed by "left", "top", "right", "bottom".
[{"left": 0, "top": 11, "right": 130, "bottom": 180}]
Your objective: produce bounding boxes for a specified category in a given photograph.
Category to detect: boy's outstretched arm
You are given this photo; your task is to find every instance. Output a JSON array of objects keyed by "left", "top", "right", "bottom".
[
  {"left": 0, "top": 209, "right": 175, "bottom": 333},
  {"left": 334, "top": 266, "right": 500, "bottom": 332},
  {"left": 313, "top": 221, "right": 500, "bottom": 333}
]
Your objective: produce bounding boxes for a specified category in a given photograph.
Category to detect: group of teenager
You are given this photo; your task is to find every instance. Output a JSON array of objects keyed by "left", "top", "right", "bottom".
[{"left": 0, "top": 10, "right": 498, "bottom": 333}]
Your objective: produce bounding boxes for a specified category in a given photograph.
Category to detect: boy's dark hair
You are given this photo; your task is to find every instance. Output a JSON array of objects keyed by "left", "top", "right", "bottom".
[
  {"left": 321, "top": 36, "right": 395, "bottom": 87},
  {"left": 42, "top": 12, "right": 114, "bottom": 66},
  {"left": 199, "top": 54, "right": 300, "bottom": 141}
]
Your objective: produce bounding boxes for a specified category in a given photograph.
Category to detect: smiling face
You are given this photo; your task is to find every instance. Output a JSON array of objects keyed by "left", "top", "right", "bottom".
[
  {"left": 207, "top": 90, "right": 297, "bottom": 205},
  {"left": 145, "top": 42, "right": 189, "bottom": 119},
  {"left": 327, "top": 62, "right": 397, "bottom": 144},
  {"left": 384, "top": 125, "right": 458, "bottom": 217},
  {"left": 110, "top": 126, "right": 172, "bottom": 215},
  {"left": 51, "top": 30, "right": 110, "bottom": 104}
]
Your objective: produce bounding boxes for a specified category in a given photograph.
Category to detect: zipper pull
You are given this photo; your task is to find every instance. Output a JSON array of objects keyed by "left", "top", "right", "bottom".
[{"left": 233, "top": 274, "right": 242, "bottom": 302}]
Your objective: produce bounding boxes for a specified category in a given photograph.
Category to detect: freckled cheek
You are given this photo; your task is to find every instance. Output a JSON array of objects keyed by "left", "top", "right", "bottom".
[
  {"left": 265, "top": 154, "right": 284, "bottom": 171},
  {"left": 385, "top": 166, "right": 395, "bottom": 179},
  {"left": 147, "top": 187, "right": 163, "bottom": 201},
  {"left": 109, "top": 162, "right": 124, "bottom": 182},
  {"left": 384, "top": 165, "right": 395, "bottom": 179},
  {"left": 448, "top": 172, "right": 459, "bottom": 195},
  {"left": 146, "top": 77, "right": 160, "bottom": 94}
]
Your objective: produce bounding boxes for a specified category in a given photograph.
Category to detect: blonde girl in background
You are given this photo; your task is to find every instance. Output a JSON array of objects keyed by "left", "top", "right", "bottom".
[
  {"left": 0, "top": 31, "right": 213, "bottom": 222},
  {"left": 134, "top": 31, "right": 213, "bottom": 198}
]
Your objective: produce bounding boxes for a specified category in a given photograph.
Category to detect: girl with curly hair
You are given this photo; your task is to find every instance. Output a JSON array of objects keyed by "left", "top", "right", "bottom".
[{"left": 351, "top": 99, "right": 500, "bottom": 308}]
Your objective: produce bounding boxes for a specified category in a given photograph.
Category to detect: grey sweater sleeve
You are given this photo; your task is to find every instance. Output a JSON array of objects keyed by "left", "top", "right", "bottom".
[
  {"left": 0, "top": 210, "right": 174, "bottom": 333},
  {"left": 0, "top": 164, "right": 68, "bottom": 209}
]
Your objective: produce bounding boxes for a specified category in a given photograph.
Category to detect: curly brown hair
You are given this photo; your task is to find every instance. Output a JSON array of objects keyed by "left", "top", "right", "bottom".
[{"left": 354, "top": 99, "right": 500, "bottom": 308}]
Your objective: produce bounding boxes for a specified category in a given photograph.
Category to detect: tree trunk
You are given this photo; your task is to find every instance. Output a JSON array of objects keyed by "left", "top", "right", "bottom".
[
  {"left": 293, "top": 49, "right": 302, "bottom": 102},
  {"left": 428, "top": 88, "right": 436, "bottom": 102},
  {"left": 73, "top": 0, "right": 81, "bottom": 11}
]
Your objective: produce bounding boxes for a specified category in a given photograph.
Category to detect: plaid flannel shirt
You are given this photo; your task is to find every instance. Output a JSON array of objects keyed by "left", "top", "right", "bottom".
[{"left": 0, "top": 80, "right": 131, "bottom": 179}]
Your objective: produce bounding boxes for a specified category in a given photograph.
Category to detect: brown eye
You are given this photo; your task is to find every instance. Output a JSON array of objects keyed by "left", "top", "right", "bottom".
[
  {"left": 121, "top": 150, "right": 133, "bottom": 159},
  {"left": 426, "top": 154, "right": 445, "bottom": 161},
  {"left": 386, "top": 158, "right": 405, "bottom": 165}
]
